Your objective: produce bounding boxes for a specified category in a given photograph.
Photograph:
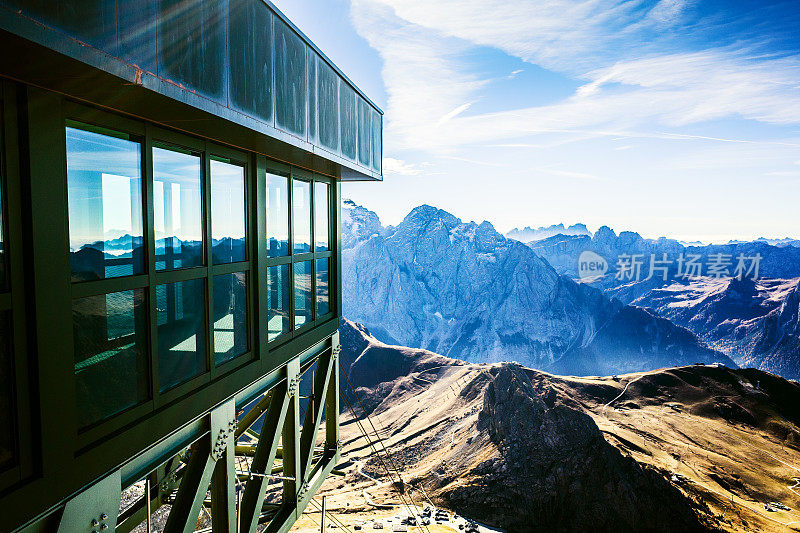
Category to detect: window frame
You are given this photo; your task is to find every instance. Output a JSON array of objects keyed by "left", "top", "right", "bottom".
[
  {"left": 60, "top": 104, "right": 258, "bottom": 445},
  {"left": 262, "top": 162, "right": 335, "bottom": 349},
  {"left": 0, "top": 83, "right": 34, "bottom": 491}
]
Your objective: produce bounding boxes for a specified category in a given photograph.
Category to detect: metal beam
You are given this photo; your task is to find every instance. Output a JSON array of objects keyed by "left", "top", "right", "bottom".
[
  {"left": 210, "top": 444, "right": 236, "bottom": 533},
  {"left": 164, "top": 401, "right": 236, "bottom": 533},
  {"left": 235, "top": 390, "right": 274, "bottom": 440},
  {"left": 326, "top": 337, "right": 341, "bottom": 458},
  {"left": 299, "top": 348, "right": 335, "bottom": 478},
  {"left": 275, "top": 359, "right": 302, "bottom": 532},
  {"left": 239, "top": 372, "right": 293, "bottom": 533},
  {"left": 56, "top": 471, "right": 122, "bottom": 533}
]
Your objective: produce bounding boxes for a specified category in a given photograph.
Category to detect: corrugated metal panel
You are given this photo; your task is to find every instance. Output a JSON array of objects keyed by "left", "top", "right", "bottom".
[
  {"left": 317, "top": 56, "right": 339, "bottom": 153},
  {"left": 228, "top": 0, "right": 272, "bottom": 122},
  {"left": 118, "top": 0, "right": 158, "bottom": 74},
  {"left": 307, "top": 48, "right": 318, "bottom": 144},
  {"left": 6, "top": 0, "right": 117, "bottom": 52},
  {"left": 357, "top": 96, "right": 371, "bottom": 167},
  {"left": 339, "top": 82, "right": 357, "bottom": 161},
  {"left": 157, "top": 0, "right": 227, "bottom": 101},
  {"left": 274, "top": 15, "right": 307, "bottom": 138},
  {"left": 372, "top": 109, "right": 381, "bottom": 172}
]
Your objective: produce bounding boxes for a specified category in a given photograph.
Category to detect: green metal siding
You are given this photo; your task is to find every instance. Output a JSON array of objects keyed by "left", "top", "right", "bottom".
[
  {"left": 229, "top": 0, "right": 273, "bottom": 123},
  {"left": 275, "top": 16, "right": 307, "bottom": 138}
]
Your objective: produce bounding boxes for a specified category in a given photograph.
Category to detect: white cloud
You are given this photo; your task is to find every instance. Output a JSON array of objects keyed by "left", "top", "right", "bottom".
[
  {"left": 350, "top": 0, "right": 800, "bottom": 153},
  {"left": 382, "top": 157, "right": 425, "bottom": 175}
]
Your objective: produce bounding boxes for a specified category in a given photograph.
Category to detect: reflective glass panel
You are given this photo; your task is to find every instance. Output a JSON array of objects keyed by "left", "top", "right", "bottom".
[
  {"left": 266, "top": 173, "right": 289, "bottom": 258},
  {"left": 314, "top": 181, "right": 329, "bottom": 252},
  {"left": 0, "top": 311, "right": 14, "bottom": 470},
  {"left": 213, "top": 272, "right": 248, "bottom": 366},
  {"left": 211, "top": 160, "right": 246, "bottom": 264},
  {"left": 294, "top": 260, "right": 312, "bottom": 329},
  {"left": 316, "top": 258, "right": 330, "bottom": 317},
  {"left": 73, "top": 289, "right": 149, "bottom": 428},
  {"left": 157, "top": 278, "right": 206, "bottom": 392},
  {"left": 267, "top": 264, "right": 290, "bottom": 341},
  {"left": 293, "top": 179, "right": 311, "bottom": 254},
  {"left": 66, "top": 126, "right": 144, "bottom": 282},
  {"left": 154, "top": 147, "right": 203, "bottom": 271}
]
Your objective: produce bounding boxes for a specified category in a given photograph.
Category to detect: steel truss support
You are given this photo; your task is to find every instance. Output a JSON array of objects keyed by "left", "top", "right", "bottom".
[
  {"left": 51, "top": 339, "right": 341, "bottom": 533},
  {"left": 163, "top": 400, "right": 237, "bottom": 533},
  {"left": 239, "top": 359, "right": 295, "bottom": 533},
  {"left": 244, "top": 337, "right": 341, "bottom": 533}
]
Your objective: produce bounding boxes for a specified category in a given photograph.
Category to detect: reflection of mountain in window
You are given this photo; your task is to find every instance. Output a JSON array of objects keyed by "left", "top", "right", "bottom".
[
  {"left": 153, "top": 146, "right": 203, "bottom": 271},
  {"left": 66, "top": 125, "right": 144, "bottom": 282},
  {"left": 294, "top": 260, "right": 312, "bottom": 328},
  {"left": 211, "top": 160, "right": 246, "bottom": 264}
]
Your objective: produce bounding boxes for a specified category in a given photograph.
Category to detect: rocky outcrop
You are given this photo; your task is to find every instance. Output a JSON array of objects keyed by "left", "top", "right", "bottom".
[{"left": 446, "top": 365, "right": 707, "bottom": 532}]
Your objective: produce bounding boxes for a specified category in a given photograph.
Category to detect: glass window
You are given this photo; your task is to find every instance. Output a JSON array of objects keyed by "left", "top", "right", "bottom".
[
  {"left": 66, "top": 125, "right": 144, "bottom": 282},
  {"left": 294, "top": 260, "right": 312, "bottom": 329},
  {"left": 211, "top": 159, "right": 246, "bottom": 264},
  {"left": 293, "top": 179, "right": 311, "bottom": 254},
  {"left": 0, "top": 311, "right": 14, "bottom": 470},
  {"left": 213, "top": 272, "right": 248, "bottom": 366},
  {"left": 153, "top": 147, "right": 203, "bottom": 271},
  {"left": 314, "top": 181, "right": 329, "bottom": 252},
  {"left": 157, "top": 278, "right": 206, "bottom": 392},
  {"left": 316, "top": 258, "right": 330, "bottom": 317},
  {"left": 73, "top": 289, "right": 149, "bottom": 428},
  {"left": 267, "top": 264, "right": 290, "bottom": 341},
  {"left": 266, "top": 173, "right": 289, "bottom": 258}
]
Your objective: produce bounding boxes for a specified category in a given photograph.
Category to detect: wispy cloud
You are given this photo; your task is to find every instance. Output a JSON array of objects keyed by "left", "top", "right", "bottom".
[
  {"left": 382, "top": 157, "right": 426, "bottom": 175},
  {"left": 350, "top": 0, "right": 800, "bottom": 153}
]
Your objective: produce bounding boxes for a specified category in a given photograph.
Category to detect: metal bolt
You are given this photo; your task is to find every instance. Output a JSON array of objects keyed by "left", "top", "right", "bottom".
[
  {"left": 100, "top": 525, "right": 109, "bottom": 531},
  {"left": 91, "top": 519, "right": 99, "bottom": 527},
  {"left": 100, "top": 513, "right": 108, "bottom": 520}
]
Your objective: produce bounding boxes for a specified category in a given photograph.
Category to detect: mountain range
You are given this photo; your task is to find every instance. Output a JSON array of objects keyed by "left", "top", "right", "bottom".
[
  {"left": 525, "top": 227, "right": 800, "bottom": 288},
  {"left": 623, "top": 276, "right": 800, "bottom": 379},
  {"left": 506, "top": 222, "right": 590, "bottom": 242},
  {"left": 342, "top": 202, "right": 733, "bottom": 376}
]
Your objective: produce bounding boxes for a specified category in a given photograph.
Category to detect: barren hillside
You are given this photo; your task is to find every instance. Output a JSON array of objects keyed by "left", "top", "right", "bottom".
[{"left": 295, "top": 321, "right": 800, "bottom": 533}]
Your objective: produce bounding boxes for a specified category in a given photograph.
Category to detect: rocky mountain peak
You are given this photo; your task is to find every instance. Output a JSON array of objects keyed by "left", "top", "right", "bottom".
[
  {"left": 400, "top": 204, "right": 461, "bottom": 229},
  {"left": 593, "top": 225, "right": 617, "bottom": 244}
]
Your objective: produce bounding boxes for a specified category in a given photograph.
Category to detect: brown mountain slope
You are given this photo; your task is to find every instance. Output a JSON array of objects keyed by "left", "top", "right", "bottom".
[{"left": 310, "top": 320, "right": 800, "bottom": 533}]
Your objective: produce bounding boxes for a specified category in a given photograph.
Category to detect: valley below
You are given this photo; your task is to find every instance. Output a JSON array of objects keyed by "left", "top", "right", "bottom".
[{"left": 292, "top": 321, "right": 800, "bottom": 533}]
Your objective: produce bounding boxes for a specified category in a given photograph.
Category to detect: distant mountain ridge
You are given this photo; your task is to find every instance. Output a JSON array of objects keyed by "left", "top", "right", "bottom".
[
  {"left": 527, "top": 226, "right": 800, "bottom": 289},
  {"left": 342, "top": 202, "right": 732, "bottom": 375},
  {"left": 506, "top": 222, "right": 591, "bottom": 242}
]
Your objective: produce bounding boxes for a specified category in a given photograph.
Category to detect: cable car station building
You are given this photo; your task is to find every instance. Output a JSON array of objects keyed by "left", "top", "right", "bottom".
[{"left": 0, "top": 1, "right": 382, "bottom": 531}]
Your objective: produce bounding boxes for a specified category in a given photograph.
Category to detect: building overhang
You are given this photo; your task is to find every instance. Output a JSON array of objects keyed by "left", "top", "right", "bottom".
[{"left": 0, "top": 1, "right": 382, "bottom": 181}]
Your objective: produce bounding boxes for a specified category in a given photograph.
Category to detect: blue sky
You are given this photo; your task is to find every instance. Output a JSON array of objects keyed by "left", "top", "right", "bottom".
[{"left": 272, "top": 0, "right": 800, "bottom": 243}]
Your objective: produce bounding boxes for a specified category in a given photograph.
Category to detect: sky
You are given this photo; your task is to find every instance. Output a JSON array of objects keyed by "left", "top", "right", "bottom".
[{"left": 272, "top": 0, "right": 800, "bottom": 243}]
